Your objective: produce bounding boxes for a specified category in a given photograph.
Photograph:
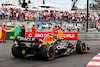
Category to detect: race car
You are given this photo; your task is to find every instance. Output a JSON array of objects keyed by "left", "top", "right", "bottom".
[{"left": 12, "top": 34, "right": 90, "bottom": 61}]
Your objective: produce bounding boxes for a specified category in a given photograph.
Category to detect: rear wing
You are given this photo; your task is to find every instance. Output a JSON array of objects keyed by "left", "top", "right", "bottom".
[{"left": 14, "top": 37, "right": 39, "bottom": 43}]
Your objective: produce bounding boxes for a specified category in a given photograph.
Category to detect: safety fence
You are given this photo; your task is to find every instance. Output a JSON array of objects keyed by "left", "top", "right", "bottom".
[{"left": 0, "top": 31, "right": 100, "bottom": 40}]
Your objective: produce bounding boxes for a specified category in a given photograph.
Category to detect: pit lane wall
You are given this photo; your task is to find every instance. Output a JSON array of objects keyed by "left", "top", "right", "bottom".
[{"left": 4, "top": 32, "right": 78, "bottom": 40}]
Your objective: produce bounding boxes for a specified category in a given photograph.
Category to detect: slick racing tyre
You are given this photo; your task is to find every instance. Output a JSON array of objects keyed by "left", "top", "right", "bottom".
[
  {"left": 12, "top": 43, "right": 27, "bottom": 58},
  {"left": 76, "top": 40, "right": 86, "bottom": 54},
  {"left": 40, "top": 44, "right": 55, "bottom": 61}
]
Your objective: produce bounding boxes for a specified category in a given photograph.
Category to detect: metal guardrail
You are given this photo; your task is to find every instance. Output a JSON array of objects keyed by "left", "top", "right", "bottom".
[{"left": 78, "top": 32, "right": 100, "bottom": 40}]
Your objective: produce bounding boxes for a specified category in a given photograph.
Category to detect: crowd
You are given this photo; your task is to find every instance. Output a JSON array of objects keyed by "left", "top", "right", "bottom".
[
  {"left": 0, "top": 6, "right": 100, "bottom": 33},
  {"left": 0, "top": 6, "right": 100, "bottom": 23}
]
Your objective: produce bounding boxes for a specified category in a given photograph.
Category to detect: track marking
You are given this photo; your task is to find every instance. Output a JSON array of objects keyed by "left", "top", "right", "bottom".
[
  {"left": 86, "top": 53, "right": 100, "bottom": 67},
  {"left": 92, "top": 57, "right": 100, "bottom": 59},
  {"left": 87, "top": 62, "right": 100, "bottom": 65}
]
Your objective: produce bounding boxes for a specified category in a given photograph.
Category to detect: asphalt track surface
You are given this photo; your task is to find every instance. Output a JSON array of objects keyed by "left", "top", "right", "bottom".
[{"left": 0, "top": 40, "right": 100, "bottom": 67}]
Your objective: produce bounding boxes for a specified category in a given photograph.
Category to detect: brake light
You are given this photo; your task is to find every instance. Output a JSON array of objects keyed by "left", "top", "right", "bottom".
[{"left": 35, "top": 42, "right": 42, "bottom": 45}]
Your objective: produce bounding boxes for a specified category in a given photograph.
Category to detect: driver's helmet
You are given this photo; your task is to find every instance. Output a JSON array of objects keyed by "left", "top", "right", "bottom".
[{"left": 49, "top": 33, "right": 54, "bottom": 39}]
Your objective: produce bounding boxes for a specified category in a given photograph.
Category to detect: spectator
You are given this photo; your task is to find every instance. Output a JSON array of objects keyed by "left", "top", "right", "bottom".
[
  {"left": 75, "top": 23, "right": 78, "bottom": 32},
  {"left": 58, "top": 26, "right": 62, "bottom": 31},
  {"left": 83, "top": 24, "right": 85, "bottom": 31},
  {"left": 53, "top": 26, "right": 58, "bottom": 33}
]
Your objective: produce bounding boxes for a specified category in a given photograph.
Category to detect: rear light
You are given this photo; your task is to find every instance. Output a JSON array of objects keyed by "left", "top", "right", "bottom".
[
  {"left": 35, "top": 42, "right": 41, "bottom": 45},
  {"left": 33, "top": 42, "right": 42, "bottom": 47}
]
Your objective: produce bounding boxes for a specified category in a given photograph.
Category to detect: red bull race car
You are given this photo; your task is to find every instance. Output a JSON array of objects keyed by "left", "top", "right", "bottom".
[{"left": 12, "top": 34, "right": 90, "bottom": 61}]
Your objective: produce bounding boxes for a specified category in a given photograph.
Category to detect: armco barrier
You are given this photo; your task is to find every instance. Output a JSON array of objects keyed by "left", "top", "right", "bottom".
[
  {"left": 4, "top": 31, "right": 100, "bottom": 40},
  {"left": 78, "top": 32, "right": 100, "bottom": 40}
]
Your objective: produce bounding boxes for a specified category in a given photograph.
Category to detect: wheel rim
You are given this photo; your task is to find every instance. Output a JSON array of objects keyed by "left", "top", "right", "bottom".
[
  {"left": 81, "top": 43, "right": 86, "bottom": 52},
  {"left": 47, "top": 46, "right": 55, "bottom": 60},
  {"left": 49, "top": 47, "right": 54, "bottom": 58}
]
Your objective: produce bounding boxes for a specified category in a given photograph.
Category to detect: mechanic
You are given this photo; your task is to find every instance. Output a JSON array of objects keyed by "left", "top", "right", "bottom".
[
  {"left": 0, "top": 22, "right": 7, "bottom": 43},
  {"left": 21, "top": 23, "right": 25, "bottom": 37},
  {"left": 41, "top": 34, "right": 56, "bottom": 45},
  {"left": 32, "top": 24, "right": 36, "bottom": 38},
  {"left": 53, "top": 26, "right": 58, "bottom": 33}
]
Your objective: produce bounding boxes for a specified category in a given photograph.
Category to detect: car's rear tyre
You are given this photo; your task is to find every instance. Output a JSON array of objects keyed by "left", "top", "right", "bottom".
[
  {"left": 40, "top": 44, "right": 55, "bottom": 60},
  {"left": 76, "top": 40, "right": 86, "bottom": 54},
  {"left": 12, "top": 43, "right": 27, "bottom": 58}
]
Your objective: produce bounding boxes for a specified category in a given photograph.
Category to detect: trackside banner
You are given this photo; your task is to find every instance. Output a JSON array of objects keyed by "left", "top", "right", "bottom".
[{"left": 25, "top": 32, "right": 78, "bottom": 40}]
